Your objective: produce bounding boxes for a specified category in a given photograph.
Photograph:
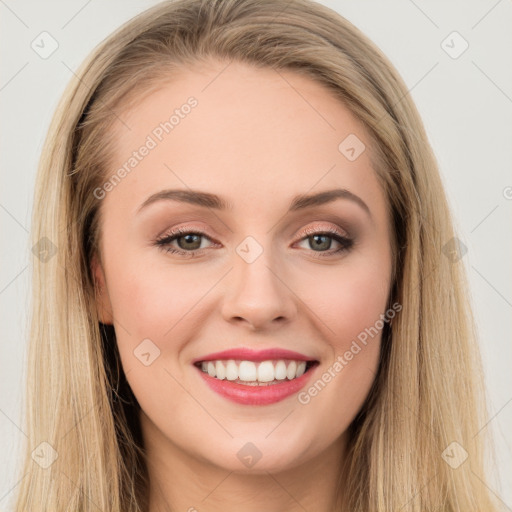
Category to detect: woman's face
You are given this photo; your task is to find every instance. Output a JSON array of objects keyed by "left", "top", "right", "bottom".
[{"left": 93, "top": 60, "right": 393, "bottom": 474}]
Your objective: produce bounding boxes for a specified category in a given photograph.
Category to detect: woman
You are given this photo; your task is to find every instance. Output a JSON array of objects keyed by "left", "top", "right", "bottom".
[{"left": 15, "top": 0, "right": 499, "bottom": 510}]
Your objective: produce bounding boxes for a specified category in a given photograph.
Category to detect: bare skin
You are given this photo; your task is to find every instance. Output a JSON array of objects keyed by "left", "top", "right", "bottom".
[{"left": 92, "top": 59, "right": 393, "bottom": 512}]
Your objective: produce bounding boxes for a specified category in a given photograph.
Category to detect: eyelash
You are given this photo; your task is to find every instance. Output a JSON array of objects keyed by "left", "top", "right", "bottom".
[{"left": 154, "top": 226, "right": 354, "bottom": 259}]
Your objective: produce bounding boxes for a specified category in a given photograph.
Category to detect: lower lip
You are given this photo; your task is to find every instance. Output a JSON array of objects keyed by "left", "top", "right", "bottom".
[{"left": 195, "top": 364, "right": 317, "bottom": 406}]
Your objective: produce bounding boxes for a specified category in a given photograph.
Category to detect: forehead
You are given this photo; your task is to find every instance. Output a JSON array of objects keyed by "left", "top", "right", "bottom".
[{"left": 103, "top": 59, "right": 385, "bottom": 216}]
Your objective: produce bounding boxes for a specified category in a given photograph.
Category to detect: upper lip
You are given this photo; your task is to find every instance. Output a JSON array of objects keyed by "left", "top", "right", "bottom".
[{"left": 192, "top": 347, "right": 318, "bottom": 364}]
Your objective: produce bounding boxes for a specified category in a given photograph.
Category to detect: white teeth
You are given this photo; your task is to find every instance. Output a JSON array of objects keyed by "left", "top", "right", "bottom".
[
  {"left": 238, "top": 361, "right": 257, "bottom": 381},
  {"left": 296, "top": 361, "right": 306, "bottom": 378},
  {"left": 225, "top": 360, "right": 238, "bottom": 381},
  {"left": 257, "top": 361, "right": 275, "bottom": 382},
  {"left": 215, "top": 361, "right": 226, "bottom": 380},
  {"left": 274, "top": 360, "right": 287, "bottom": 380},
  {"left": 286, "top": 361, "right": 297, "bottom": 380},
  {"left": 198, "top": 358, "right": 312, "bottom": 383}
]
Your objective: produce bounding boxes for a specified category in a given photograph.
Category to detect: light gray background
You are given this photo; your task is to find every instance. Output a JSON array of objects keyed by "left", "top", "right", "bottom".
[{"left": 1, "top": 1, "right": 511, "bottom": 510}]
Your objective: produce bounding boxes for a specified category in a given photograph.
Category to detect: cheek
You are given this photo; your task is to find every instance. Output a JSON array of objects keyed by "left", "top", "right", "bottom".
[
  {"left": 105, "top": 251, "right": 215, "bottom": 339},
  {"left": 294, "top": 255, "right": 390, "bottom": 348},
  {"left": 105, "top": 260, "right": 211, "bottom": 413},
  {"left": 295, "top": 261, "right": 387, "bottom": 433},
  {"left": 104, "top": 253, "right": 227, "bottom": 401},
  {"left": 291, "top": 249, "right": 389, "bottom": 409}
]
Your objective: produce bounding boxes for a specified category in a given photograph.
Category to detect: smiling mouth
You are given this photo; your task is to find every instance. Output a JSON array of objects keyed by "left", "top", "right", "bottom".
[{"left": 194, "top": 359, "right": 319, "bottom": 386}]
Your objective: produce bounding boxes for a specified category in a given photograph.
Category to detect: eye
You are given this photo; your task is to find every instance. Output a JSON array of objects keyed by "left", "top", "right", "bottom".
[
  {"left": 295, "top": 225, "right": 353, "bottom": 258},
  {"left": 154, "top": 228, "right": 217, "bottom": 257}
]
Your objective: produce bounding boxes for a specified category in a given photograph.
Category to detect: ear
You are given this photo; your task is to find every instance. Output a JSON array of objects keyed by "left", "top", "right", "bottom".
[{"left": 91, "top": 253, "right": 114, "bottom": 325}]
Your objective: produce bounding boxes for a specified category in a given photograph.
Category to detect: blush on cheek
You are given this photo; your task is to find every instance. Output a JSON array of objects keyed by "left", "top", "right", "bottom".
[
  {"left": 109, "top": 264, "right": 220, "bottom": 356},
  {"left": 299, "top": 272, "right": 389, "bottom": 347}
]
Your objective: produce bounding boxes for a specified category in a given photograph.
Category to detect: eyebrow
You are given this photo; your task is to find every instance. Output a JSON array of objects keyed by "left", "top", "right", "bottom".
[{"left": 137, "top": 188, "right": 371, "bottom": 217}]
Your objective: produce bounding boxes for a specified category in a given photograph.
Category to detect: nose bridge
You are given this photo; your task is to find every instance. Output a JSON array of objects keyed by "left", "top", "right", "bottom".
[{"left": 221, "top": 236, "right": 296, "bottom": 328}]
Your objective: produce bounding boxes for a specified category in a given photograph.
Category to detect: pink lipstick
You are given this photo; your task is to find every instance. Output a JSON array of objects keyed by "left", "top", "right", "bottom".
[{"left": 193, "top": 347, "right": 319, "bottom": 406}]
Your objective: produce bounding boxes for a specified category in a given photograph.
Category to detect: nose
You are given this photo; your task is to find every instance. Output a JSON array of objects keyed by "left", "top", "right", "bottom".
[{"left": 221, "top": 252, "right": 297, "bottom": 331}]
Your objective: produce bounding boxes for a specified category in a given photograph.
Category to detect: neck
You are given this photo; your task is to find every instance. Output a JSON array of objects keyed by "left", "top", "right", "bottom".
[{"left": 141, "top": 412, "right": 348, "bottom": 512}]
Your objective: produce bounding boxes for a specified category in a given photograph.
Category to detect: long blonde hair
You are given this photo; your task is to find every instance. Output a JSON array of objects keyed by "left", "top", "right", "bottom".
[{"left": 15, "top": 0, "right": 498, "bottom": 510}]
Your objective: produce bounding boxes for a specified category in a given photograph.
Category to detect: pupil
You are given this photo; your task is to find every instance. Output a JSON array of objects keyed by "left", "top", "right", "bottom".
[
  {"left": 179, "top": 234, "right": 201, "bottom": 250},
  {"left": 310, "top": 234, "right": 331, "bottom": 251}
]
